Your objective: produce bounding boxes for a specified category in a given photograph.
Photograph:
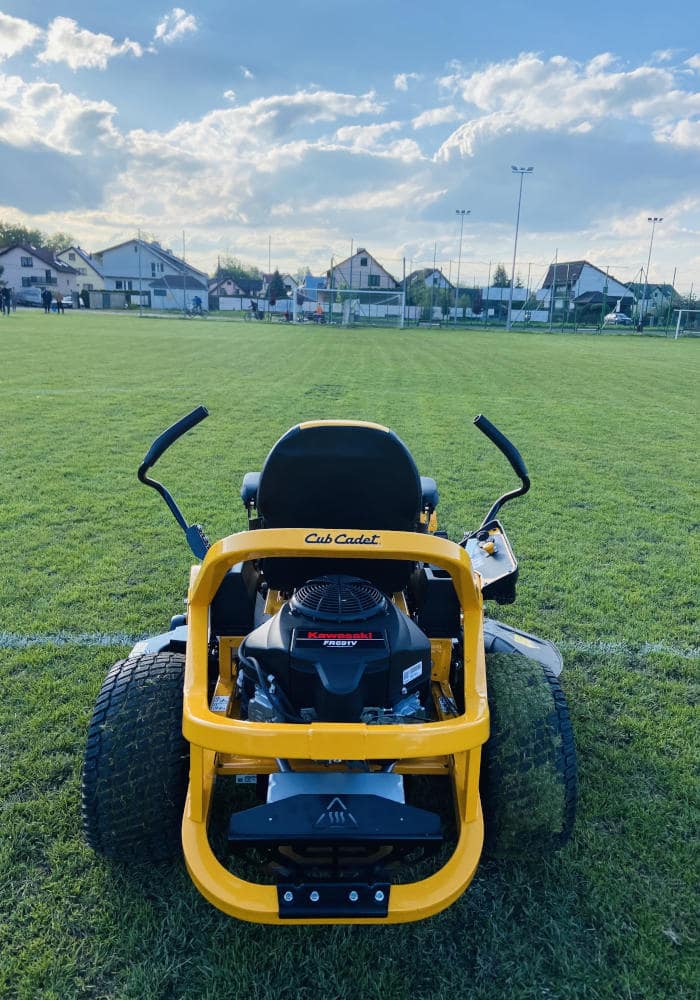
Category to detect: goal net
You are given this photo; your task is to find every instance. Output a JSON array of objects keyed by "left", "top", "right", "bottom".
[
  {"left": 672, "top": 309, "right": 700, "bottom": 339},
  {"left": 296, "top": 286, "right": 405, "bottom": 328}
]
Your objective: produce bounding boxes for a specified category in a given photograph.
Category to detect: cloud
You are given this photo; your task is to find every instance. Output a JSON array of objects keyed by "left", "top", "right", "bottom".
[
  {"left": 412, "top": 105, "right": 461, "bottom": 129},
  {"left": 223, "top": 89, "right": 236, "bottom": 102},
  {"left": 39, "top": 17, "right": 142, "bottom": 71},
  {"left": 436, "top": 52, "right": 700, "bottom": 159},
  {"left": 686, "top": 55, "right": 700, "bottom": 71},
  {"left": 653, "top": 49, "right": 679, "bottom": 63},
  {"left": 331, "top": 123, "right": 423, "bottom": 161},
  {"left": 0, "top": 12, "right": 42, "bottom": 60},
  {"left": 394, "top": 72, "right": 421, "bottom": 91},
  {"left": 241, "top": 65, "right": 254, "bottom": 79},
  {"left": 654, "top": 118, "right": 700, "bottom": 148},
  {"left": 312, "top": 180, "right": 446, "bottom": 214},
  {"left": 154, "top": 8, "right": 198, "bottom": 44},
  {"left": 0, "top": 72, "right": 121, "bottom": 152}
]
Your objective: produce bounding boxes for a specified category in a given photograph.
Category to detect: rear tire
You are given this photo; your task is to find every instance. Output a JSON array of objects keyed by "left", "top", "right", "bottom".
[
  {"left": 481, "top": 653, "right": 577, "bottom": 859},
  {"left": 82, "top": 651, "right": 189, "bottom": 863}
]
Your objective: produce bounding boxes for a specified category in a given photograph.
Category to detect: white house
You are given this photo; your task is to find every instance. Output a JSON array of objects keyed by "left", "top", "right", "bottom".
[
  {"left": 538, "top": 261, "right": 633, "bottom": 312},
  {"left": 93, "top": 239, "right": 208, "bottom": 307},
  {"left": 406, "top": 268, "right": 453, "bottom": 291},
  {"left": 56, "top": 246, "right": 104, "bottom": 295},
  {"left": 149, "top": 275, "right": 208, "bottom": 311},
  {"left": 328, "top": 249, "right": 398, "bottom": 290},
  {"left": 0, "top": 244, "right": 77, "bottom": 296}
]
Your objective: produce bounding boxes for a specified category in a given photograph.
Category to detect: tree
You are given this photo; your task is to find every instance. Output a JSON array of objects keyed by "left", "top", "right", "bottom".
[
  {"left": 44, "top": 231, "right": 77, "bottom": 252},
  {"left": 492, "top": 263, "right": 511, "bottom": 288},
  {"left": 0, "top": 220, "right": 76, "bottom": 251},
  {"left": 267, "top": 269, "right": 287, "bottom": 302},
  {"left": 215, "top": 255, "right": 261, "bottom": 282},
  {"left": 294, "top": 265, "right": 311, "bottom": 284}
]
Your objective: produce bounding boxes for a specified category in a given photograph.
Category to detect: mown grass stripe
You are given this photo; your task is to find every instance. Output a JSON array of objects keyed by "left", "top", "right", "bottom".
[
  {"left": 1, "top": 631, "right": 697, "bottom": 658},
  {"left": 0, "top": 631, "right": 138, "bottom": 649}
]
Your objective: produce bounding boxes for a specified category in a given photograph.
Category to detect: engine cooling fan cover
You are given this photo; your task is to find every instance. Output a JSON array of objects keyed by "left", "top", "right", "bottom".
[{"left": 290, "top": 575, "right": 387, "bottom": 622}]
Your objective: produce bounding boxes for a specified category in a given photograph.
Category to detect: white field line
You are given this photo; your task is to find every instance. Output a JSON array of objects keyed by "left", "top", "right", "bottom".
[{"left": 0, "top": 632, "right": 698, "bottom": 660}]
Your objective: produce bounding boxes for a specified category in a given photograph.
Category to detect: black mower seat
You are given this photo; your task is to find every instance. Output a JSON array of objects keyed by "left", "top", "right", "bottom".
[{"left": 242, "top": 420, "right": 432, "bottom": 593}]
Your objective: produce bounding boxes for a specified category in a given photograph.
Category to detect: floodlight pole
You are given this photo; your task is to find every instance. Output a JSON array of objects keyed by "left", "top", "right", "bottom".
[
  {"left": 507, "top": 166, "right": 533, "bottom": 330},
  {"left": 454, "top": 209, "right": 469, "bottom": 324},
  {"left": 641, "top": 216, "right": 663, "bottom": 328}
]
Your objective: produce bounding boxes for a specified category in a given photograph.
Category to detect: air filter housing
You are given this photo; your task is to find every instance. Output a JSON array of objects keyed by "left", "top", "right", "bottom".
[{"left": 239, "top": 575, "right": 431, "bottom": 722}]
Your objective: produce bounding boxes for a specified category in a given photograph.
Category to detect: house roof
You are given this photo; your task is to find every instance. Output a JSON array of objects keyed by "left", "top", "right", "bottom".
[
  {"left": 627, "top": 282, "right": 679, "bottom": 298},
  {"left": 406, "top": 268, "right": 453, "bottom": 288},
  {"left": 149, "top": 274, "right": 208, "bottom": 290},
  {"left": 96, "top": 239, "right": 208, "bottom": 281},
  {"left": 0, "top": 243, "right": 77, "bottom": 274},
  {"left": 58, "top": 246, "right": 103, "bottom": 276},
  {"left": 330, "top": 249, "right": 399, "bottom": 287},
  {"left": 542, "top": 260, "right": 630, "bottom": 290},
  {"left": 574, "top": 290, "right": 635, "bottom": 306},
  {"left": 235, "top": 277, "right": 264, "bottom": 295}
]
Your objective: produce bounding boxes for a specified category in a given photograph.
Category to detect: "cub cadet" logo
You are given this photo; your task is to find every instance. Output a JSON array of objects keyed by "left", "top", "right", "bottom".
[{"left": 304, "top": 531, "right": 381, "bottom": 546}]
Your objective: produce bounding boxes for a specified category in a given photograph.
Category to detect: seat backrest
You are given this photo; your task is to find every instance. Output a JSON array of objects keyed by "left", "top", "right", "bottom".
[{"left": 256, "top": 420, "right": 422, "bottom": 592}]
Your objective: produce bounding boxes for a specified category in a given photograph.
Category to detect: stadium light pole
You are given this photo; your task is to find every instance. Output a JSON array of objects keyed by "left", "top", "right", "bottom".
[
  {"left": 454, "top": 209, "right": 470, "bottom": 324},
  {"left": 641, "top": 216, "right": 663, "bottom": 327},
  {"left": 507, "top": 166, "right": 533, "bottom": 330}
]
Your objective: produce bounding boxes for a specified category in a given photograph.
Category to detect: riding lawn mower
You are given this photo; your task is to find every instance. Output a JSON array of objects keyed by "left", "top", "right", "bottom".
[{"left": 82, "top": 410, "right": 577, "bottom": 924}]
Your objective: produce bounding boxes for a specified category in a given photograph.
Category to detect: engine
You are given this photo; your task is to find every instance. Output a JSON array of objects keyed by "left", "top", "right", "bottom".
[{"left": 237, "top": 575, "right": 432, "bottom": 724}]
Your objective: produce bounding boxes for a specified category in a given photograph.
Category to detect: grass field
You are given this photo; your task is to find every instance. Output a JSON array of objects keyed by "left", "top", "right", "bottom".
[{"left": 1, "top": 311, "right": 698, "bottom": 1000}]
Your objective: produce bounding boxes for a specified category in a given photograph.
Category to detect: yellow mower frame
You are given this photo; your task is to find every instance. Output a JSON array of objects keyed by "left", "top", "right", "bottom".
[{"left": 182, "top": 527, "right": 487, "bottom": 925}]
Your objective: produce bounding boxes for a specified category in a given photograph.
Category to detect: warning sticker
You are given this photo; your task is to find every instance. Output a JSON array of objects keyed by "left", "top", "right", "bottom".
[
  {"left": 210, "top": 695, "right": 230, "bottom": 713},
  {"left": 402, "top": 661, "right": 423, "bottom": 685}
]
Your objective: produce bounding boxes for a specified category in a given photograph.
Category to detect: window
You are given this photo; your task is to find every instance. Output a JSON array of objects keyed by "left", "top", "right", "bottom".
[
  {"left": 45, "top": 270, "right": 51, "bottom": 281},
  {"left": 151, "top": 263, "right": 157, "bottom": 277},
  {"left": 368, "top": 274, "right": 380, "bottom": 288},
  {"left": 116, "top": 280, "right": 123, "bottom": 290},
  {"left": 360, "top": 257, "right": 368, "bottom": 267},
  {"left": 77, "top": 267, "right": 87, "bottom": 275},
  {"left": 68, "top": 252, "right": 76, "bottom": 261},
  {"left": 153, "top": 288, "right": 167, "bottom": 297},
  {"left": 20, "top": 256, "right": 33, "bottom": 267},
  {"left": 160, "top": 263, "right": 164, "bottom": 272},
  {"left": 127, "top": 280, "right": 133, "bottom": 290}
]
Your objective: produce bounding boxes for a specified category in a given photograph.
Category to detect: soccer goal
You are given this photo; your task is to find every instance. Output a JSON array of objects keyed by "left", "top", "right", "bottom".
[
  {"left": 296, "top": 286, "right": 406, "bottom": 328},
  {"left": 673, "top": 309, "right": 700, "bottom": 339}
]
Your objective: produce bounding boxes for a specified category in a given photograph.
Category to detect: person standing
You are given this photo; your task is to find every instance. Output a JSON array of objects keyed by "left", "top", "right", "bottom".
[
  {"left": 54, "top": 290, "right": 64, "bottom": 314},
  {"left": 2, "top": 286, "right": 11, "bottom": 315},
  {"left": 42, "top": 288, "right": 52, "bottom": 313}
]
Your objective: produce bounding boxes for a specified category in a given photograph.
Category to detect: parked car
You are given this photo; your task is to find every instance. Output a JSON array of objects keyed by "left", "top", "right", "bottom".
[
  {"left": 16, "top": 287, "right": 44, "bottom": 307},
  {"left": 63, "top": 294, "right": 73, "bottom": 309},
  {"left": 604, "top": 312, "right": 633, "bottom": 326}
]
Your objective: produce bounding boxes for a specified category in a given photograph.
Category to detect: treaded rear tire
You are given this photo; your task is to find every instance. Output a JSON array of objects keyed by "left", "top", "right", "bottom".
[
  {"left": 481, "top": 652, "right": 577, "bottom": 860},
  {"left": 82, "top": 651, "right": 189, "bottom": 863}
]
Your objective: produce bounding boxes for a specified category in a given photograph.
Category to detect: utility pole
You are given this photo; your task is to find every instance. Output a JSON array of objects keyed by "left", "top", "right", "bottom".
[
  {"left": 641, "top": 217, "right": 663, "bottom": 329},
  {"left": 549, "top": 249, "right": 557, "bottom": 332},
  {"left": 137, "top": 228, "right": 142, "bottom": 317},
  {"left": 665, "top": 265, "right": 677, "bottom": 335},
  {"left": 182, "top": 230, "right": 187, "bottom": 317},
  {"left": 507, "top": 166, "right": 533, "bottom": 330},
  {"left": 454, "top": 209, "right": 469, "bottom": 325}
]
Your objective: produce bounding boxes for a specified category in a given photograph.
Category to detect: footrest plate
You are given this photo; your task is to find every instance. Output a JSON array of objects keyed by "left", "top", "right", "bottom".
[{"left": 277, "top": 881, "right": 390, "bottom": 919}]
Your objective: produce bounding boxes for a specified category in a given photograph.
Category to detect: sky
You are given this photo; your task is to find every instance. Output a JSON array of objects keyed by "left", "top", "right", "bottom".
[{"left": 1, "top": 1, "right": 699, "bottom": 291}]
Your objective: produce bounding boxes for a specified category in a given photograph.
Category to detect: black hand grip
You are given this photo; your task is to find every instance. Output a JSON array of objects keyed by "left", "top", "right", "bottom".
[
  {"left": 140, "top": 405, "right": 209, "bottom": 475},
  {"left": 474, "top": 414, "right": 529, "bottom": 482}
]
